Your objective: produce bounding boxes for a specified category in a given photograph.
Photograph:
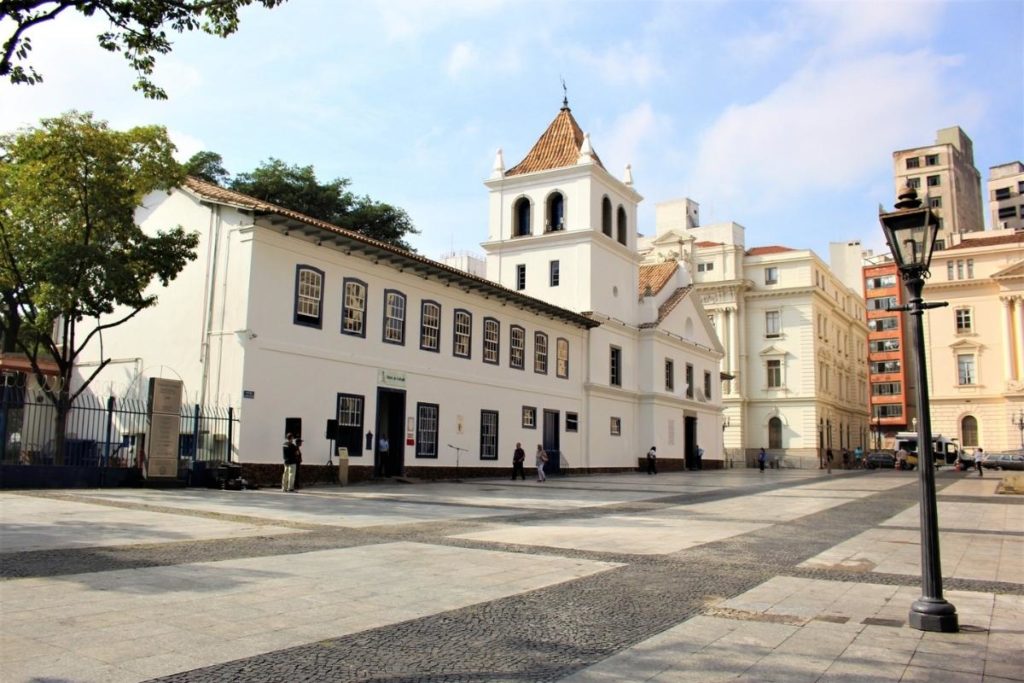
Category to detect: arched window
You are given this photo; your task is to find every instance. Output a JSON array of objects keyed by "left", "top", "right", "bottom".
[
  {"left": 961, "top": 415, "right": 978, "bottom": 447},
  {"left": 616, "top": 206, "right": 627, "bottom": 245},
  {"left": 546, "top": 192, "right": 565, "bottom": 231},
  {"left": 769, "top": 417, "right": 782, "bottom": 449},
  {"left": 514, "top": 197, "right": 531, "bottom": 237},
  {"left": 601, "top": 197, "right": 612, "bottom": 236}
]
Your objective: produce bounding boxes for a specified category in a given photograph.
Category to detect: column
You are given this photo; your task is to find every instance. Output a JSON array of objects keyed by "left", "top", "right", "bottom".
[
  {"left": 1001, "top": 297, "right": 1015, "bottom": 381},
  {"left": 1015, "top": 296, "right": 1024, "bottom": 383},
  {"left": 728, "top": 306, "right": 740, "bottom": 395}
]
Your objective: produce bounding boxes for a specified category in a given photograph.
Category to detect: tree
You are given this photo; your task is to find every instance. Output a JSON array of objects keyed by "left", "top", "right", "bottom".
[
  {"left": 0, "top": 112, "right": 199, "bottom": 461},
  {"left": 184, "top": 150, "right": 229, "bottom": 185},
  {"left": 229, "top": 158, "right": 420, "bottom": 251},
  {"left": 1, "top": 0, "right": 287, "bottom": 99}
]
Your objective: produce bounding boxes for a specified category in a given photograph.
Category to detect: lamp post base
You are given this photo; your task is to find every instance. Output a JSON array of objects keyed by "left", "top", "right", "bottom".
[{"left": 909, "top": 597, "right": 959, "bottom": 633}]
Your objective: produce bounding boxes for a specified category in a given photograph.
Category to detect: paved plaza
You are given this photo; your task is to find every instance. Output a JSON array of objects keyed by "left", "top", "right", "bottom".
[{"left": 1, "top": 468, "right": 1021, "bottom": 682}]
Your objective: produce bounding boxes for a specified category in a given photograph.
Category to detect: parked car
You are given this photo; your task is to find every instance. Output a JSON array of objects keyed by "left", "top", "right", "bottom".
[
  {"left": 865, "top": 451, "right": 895, "bottom": 469},
  {"left": 981, "top": 453, "right": 1024, "bottom": 471}
]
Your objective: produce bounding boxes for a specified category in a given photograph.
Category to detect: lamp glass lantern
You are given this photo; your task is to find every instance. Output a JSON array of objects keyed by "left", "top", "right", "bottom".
[{"left": 880, "top": 206, "right": 939, "bottom": 274}]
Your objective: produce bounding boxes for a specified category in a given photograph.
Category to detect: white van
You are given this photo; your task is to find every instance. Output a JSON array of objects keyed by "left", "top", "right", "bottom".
[{"left": 893, "top": 432, "right": 964, "bottom": 467}]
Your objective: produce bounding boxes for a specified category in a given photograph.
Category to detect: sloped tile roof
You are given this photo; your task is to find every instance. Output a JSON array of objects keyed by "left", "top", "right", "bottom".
[
  {"left": 695, "top": 240, "right": 723, "bottom": 247},
  {"left": 746, "top": 245, "right": 795, "bottom": 256},
  {"left": 638, "top": 262, "right": 678, "bottom": 297},
  {"left": 944, "top": 232, "right": 1024, "bottom": 250},
  {"left": 506, "top": 107, "right": 604, "bottom": 176},
  {"left": 639, "top": 285, "right": 694, "bottom": 327},
  {"left": 181, "top": 178, "right": 599, "bottom": 330}
]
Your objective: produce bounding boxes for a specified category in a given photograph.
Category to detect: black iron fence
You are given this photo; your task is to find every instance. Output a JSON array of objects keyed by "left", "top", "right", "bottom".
[{"left": 0, "top": 386, "right": 237, "bottom": 468}]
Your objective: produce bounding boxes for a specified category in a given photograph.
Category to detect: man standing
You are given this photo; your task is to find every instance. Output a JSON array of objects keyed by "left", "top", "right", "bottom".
[
  {"left": 293, "top": 437, "right": 303, "bottom": 490},
  {"left": 826, "top": 448, "right": 834, "bottom": 474},
  {"left": 535, "top": 444, "right": 548, "bottom": 482},
  {"left": 646, "top": 446, "right": 657, "bottom": 475},
  {"left": 975, "top": 448, "right": 985, "bottom": 477},
  {"left": 281, "top": 433, "right": 298, "bottom": 492},
  {"left": 758, "top": 447, "right": 767, "bottom": 472},
  {"left": 512, "top": 442, "right": 526, "bottom": 480},
  {"left": 696, "top": 445, "right": 704, "bottom": 470},
  {"left": 378, "top": 434, "right": 390, "bottom": 477}
]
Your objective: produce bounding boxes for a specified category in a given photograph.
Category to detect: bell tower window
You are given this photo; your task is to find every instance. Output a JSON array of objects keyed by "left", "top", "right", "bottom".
[
  {"left": 546, "top": 192, "right": 565, "bottom": 231},
  {"left": 602, "top": 196, "right": 612, "bottom": 236},
  {"left": 616, "top": 206, "right": 627, "bottom": 245},
  {"left": 513, "top": 197, "right": 531, "bottom": 237}
]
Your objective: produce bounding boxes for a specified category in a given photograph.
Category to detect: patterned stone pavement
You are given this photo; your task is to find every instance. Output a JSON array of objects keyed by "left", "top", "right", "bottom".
[{"left": 1, "top": 468, "right": 1021, "bottom": 682}]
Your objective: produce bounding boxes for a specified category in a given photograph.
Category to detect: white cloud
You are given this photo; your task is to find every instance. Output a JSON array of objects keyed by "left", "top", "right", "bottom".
[
  {"left": 566, "top": 42, "right": 663, "bottom": 87},
  {"left": 374, "top": 0, "right": 508, "bottom": 42},
  {"left": 686, "top": 50, "right": 980, "bottom": 216},
  {"left": 595, "top": 102, "right": 669, "bottom": 179},
  {"left": 167, "top": 129, "right": 206, "bottom": 162},
  {"left": 446, "top": 42, "right": 478, "bottom": 80}
]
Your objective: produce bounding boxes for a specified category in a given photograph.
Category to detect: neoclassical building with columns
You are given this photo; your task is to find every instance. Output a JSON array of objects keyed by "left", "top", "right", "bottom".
[{"left": 924, "top": 229, "right": 1024, "bottom": 452}]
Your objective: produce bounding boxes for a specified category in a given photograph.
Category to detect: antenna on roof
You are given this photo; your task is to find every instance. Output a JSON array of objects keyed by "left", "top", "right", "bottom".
[{"left": 560, "top": 76, "right": 569, "bottom": 110}]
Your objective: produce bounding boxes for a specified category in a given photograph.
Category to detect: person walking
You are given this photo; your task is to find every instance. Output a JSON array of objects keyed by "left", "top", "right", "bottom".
[
  {"left": 535, "top": 444, "right": 548, "bottom": 482},
  {"left": 281, "top": 433, "right": 298, "bottom": 492},
  {"left": 854, "top": 445, "right": 863, "bottom": 469},
  {"left": 646, "top": 446, "right": 658, "bottom": 475},
  {"left": 842, "top": 448, "right": 850, "bottom": 469},
  {"left": 975, "top": 447, "right": 985, "bottom": 477},
  {"left": 512, "top": 442, "right": 526, "bottom": 481},
  {"left": 696, "top": 445, "right": 704, "bottom": 470},
  {"left": 758, "top": 447, "right": 767, "bottom": 472},
  {"left": 378, "top": 434, "right": 390, "bottom": 477},
  {"left": 293, "top": 437, "right": 303, "bottom": 490},
  {"left": 826, "top": 448, "right": 834, "bottom": 474}
]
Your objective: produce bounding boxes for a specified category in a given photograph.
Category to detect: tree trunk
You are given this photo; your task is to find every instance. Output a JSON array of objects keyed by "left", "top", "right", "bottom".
[{"left": 52, "top": 391, "right": 71, "bottom": 466}]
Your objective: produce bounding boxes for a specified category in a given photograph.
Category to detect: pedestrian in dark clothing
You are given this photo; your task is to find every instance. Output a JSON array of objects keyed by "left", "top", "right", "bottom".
[
  {"left": 826, "top": 448, "right": 834, "bottom": 474},
  {"left": 281, "top": 433, "right": 298, "bottom": 492},
  {"left": 512, "top": 442, "right": 526, "bottom": 480},
  {"left": 842, "top": 448, "right": 850, "bottom": 469},
  {"left": 696, "top": 445, "right": 704, "bottom": 470},
  {"left": 293, "top": 438, "right": 303, "bottom": 490},
  {"left": 646, "top": 446, "right": 657, "bottom": 475},
  {"left": 758, "top": 448, "right": 767, "bottom": 472}
]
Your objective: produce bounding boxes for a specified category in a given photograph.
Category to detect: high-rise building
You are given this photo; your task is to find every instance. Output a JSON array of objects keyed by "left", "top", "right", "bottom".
[
  {"left": 892, "top": 127, "right": 984, "bottom": 249},
  {"left": 987, "top": 161, "right": 1024, "bottom": 231}
]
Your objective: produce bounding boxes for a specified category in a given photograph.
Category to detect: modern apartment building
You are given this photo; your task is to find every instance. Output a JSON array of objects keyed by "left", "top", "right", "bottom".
[
  {"left": 988, "top": 161, "right": 1024, "bottom": 231},
  {"left": 893, "top": 127, "right": 984, "bottom": 249}
]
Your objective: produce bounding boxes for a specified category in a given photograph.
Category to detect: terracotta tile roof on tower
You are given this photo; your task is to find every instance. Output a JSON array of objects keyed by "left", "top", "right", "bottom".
[
  {"left": 505, "top": 107, "right": 604, "bottom": 176},
  {"left": 695, "top": 240, "right": 723, "bottom": 247},
  {"left": 639, "top": 285, "right": 694, "bottom": 327},
  {"left": 638, "top": 262, "right": 678, "bottom": 297},
  {"left": 944, "top": 233, "right": 1024, "bottom": 250},
  {"left": 746, "top": 245, "right": 795, "bottom": 256}
]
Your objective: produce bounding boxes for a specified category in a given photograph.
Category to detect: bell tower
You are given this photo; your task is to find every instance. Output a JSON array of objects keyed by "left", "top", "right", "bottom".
[{"left": 481, "top": 101, "right": 643, "bottom": 324}]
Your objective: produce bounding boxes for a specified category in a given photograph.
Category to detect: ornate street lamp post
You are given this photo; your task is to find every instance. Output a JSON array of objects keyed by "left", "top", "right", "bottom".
[{"left": 879, "top": 184, "right": 958, "bottom": 633}]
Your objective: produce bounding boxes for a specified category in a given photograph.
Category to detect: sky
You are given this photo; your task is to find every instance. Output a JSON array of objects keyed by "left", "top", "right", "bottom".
[{"left": 2, "top": 0, "right": 1022, "bottom": 262}]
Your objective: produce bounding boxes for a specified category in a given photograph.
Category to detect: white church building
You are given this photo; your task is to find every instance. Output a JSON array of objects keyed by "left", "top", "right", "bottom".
[{"left": 74, "top": 102, "right": 724, "bottom": 480}]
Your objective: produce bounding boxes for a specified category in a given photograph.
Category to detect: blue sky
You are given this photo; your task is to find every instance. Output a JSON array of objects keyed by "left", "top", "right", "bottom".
[{"left": 2, "top": 0, "right": 1022, "bottom": 261}]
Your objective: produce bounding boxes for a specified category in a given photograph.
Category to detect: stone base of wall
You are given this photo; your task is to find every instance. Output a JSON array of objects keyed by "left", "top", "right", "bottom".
[{"left": 634, "top": 458, "right": 722, "bottom": 471}]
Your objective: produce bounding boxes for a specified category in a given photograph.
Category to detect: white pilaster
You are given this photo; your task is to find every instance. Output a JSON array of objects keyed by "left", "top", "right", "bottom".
[{"left": 1001, "top": 297, "right": 1015, "bottom": 381}]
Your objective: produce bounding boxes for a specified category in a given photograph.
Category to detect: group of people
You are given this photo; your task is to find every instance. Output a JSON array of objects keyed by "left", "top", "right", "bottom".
[
  {"left": 281, "top": 433, "right": 303, "bottom": 492},
  {"left": 511, "top": 442, "right": 548, "bottom": 482}
]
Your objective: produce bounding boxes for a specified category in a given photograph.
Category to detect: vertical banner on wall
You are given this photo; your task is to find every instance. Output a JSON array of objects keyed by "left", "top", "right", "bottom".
[{"left": 146, "top": 378, "right": 183, "bottom": 479}]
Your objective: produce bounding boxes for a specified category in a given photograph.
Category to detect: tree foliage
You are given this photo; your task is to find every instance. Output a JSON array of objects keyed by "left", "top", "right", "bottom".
[
  {"left": 1, "top": 0, "right": 287, "bottom": 99},
  {"left": 0, "top": 112, "right": 199, "bottom": 436},
  {"left": 187, "top": 153, "right": 420, "bottom": 251}
]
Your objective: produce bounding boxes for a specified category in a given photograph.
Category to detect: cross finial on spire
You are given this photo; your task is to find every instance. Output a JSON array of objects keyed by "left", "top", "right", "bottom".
[{"left": 560, "top": 76, "right": 569, "bottom": 110}]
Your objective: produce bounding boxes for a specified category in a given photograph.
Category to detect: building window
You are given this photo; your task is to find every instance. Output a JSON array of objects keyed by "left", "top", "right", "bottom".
[
  {"left": 866, "top": 274, "right": 896, "bottom": 289},
  {"left": 610, "top": 416, "right": 621, "bottom": 436},
  {"left": 566, "top": 412, "right": 578, "bottom": 432},
  {"left": 664, "top": 359, "right": 674, "bottom": 391},
  {"left": 957, "top": 354, "right": 976, "bottom": 385},
  {"left": 765, "top": 310, "right": 781, "bottom": 338},
  {"left": 510, "top": 325, "right": 525, "bottom": 369},
  {"left": 685, "top": 363, "right": 694, "bottom": 399},
  {"left": 925, "top": 154, "right": 939, "bottom": 166},
  {"left": 610, "top": 346, "right": 622, "bottom": 387},
  {"left": 549, "top": 260, "right": 560, "bottom": 287},
  {"left": 957, "top": 260, "right": 964, "bottom": 279},
  {"left": 453, "top": 309, "right": 472, "bottom": 358},
  {"left": 294, "top": 265, "right": 324, "bottom": 328},
  {"left": 868, "top": 296, "right": 897, "bottom": 311},
  {"left": 872, "top": 381, "right": 902, "bottom": 396},
  {"left": 382, "top": 290, "right": 406, "bottom": 345},
  {"left": 546, "top": 192, "right": 565, "bottom": 231},
  {"left": 697, "top": 262, "right": 714, "bottom": 272},
  {"left": 764, "top": 267, "right": 778, "bottom": 285},
  {"left": 871, "top": 360, "right": 901, "bottom": 374},
  {"left": 947, "top": 261, "right": 955, "bottom": 280},
  {"left": 966, "top": 259, "right": 974, "bottom": 278},
  {"left": 929, "top": 196, "right": 942, "bottom": 208},
  {"left": 514, "top": 197, "right": 531, "bottom": 237},
  {"left": 998, "top": 206, "right": 1017, "bottom": 219},
  {"left": 994, "top": 187, "right": 1011, "bottom": 201},
  {"left": 601, "top": 197, "right": 613, "bottom": 237},
  {"left": 483, "top": 317, "right": 500, "bottom": 364},
  {"left": 869, "top": 339, "right": 901, "bottom": 353},
  {"left": 522, "top": 406, "right": 536, "bottom": 429},
  {"left": 341, "top": 278, "right": 367, "bottom": 337},
  {"left": 416, "top": 403, "right": 439, "bottom": 458},
  {"left": 869, "top": 317, "right": 898, "bottom": 332},
  {"left": 907, "top": 177, "right": 921, "bottom": 189},
  {"left": 961, "top": 415, "right": 978, "bottom": 448},
  {"left": 955, "top": 308, "right": 972, "bottom": 334},
  {"left": 336, "top": 393, "right": 364, "bottom": 456},
  {"left": 534, "top": 332, "right": 548, "bottom": 374},
  {"left": 616, "top": 206, "right": 627, "bottom": 245},
  {"left": 420, "top": 300, "right": 441, "bottom": 351},
  {"left": 926, "top": 174, "right": 940, "bottom": 187},
  {"left": 516, "top": 264, "right": 526, "bottom": 291},
  {"left": 556, "top": 338, "right": 569, "bottom": 379},
  {"left": 704, "top": 371, "right": 712, "bottom": 401},
  {"left": 873, "top": 404, "right": 904, "bottom": 418},
  {"left": 768, "top": 417, "right": 782, "bottom": 449},
  {"left": 905, "top": 157, "right": 920, "bottom": 169},
  {"left": 480, "top": 410, "right": 499, "bottom": 460},
  {"left": 766, "top": 359, "right": 782, "bottom": 388}
]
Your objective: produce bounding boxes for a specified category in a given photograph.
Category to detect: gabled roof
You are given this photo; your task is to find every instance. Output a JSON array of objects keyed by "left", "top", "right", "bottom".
[
  {"left": 944, "top": 232, "right": 1024, "bottom": 250},
  {"left": 992, "top": 260, "right": 1024, "bottom": 279},
  {"left": 506, "top": 106, "right": 604, "bottom": 176},
  {"left": 638, "top": 262, "right": 678, "bottom": 297},
  {"left": 746, "top": 245, "right": 795, "bottom": 256},
  {"left": 695, "top": 240, "right": 723, "bottom": 248},
  {"left": 639, "top": 286, "right": 694, "bottom": 328},
  {"left": 181, "top": 178, "right": 599, "bottom": 330}
]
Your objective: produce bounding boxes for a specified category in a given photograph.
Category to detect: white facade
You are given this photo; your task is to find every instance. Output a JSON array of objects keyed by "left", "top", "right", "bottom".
[{"left": 639, "top": 199, "right": 870, "bottom": 468}]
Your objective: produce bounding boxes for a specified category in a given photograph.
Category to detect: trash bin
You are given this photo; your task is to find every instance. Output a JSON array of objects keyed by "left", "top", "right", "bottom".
[{"left": 337, "top": 447, "right": 349, "bottom": 485}]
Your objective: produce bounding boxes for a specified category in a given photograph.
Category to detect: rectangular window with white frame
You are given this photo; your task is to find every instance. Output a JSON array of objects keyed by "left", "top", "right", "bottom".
[
  {"left": 957, "top": 354, "right": 976, "bottom": 385},
  {"left": 556, "top": 338, "right": 569, "bottom": 379},
  {"left": 510, "top": 325, "right": 525, "bottom": 369},
  {"left": 549, "top": 260, "right": 560, "bottom": 287},
  {"left": 522, "top": 406, "right": 536, "bottom": 429},
  {"left": 610, "top": 417, "right": 621, "bottom": 436},
  {"left": 515, "top": 264, "right": 526, "bottom": 290},
  {"left": 453, "top": 309, "right": 472, "bottom": 358},
  {"left": 483, "top": 317, "right": 500, "bottom": 365},
  {"left": 382, "top": 289, "right": 406, "bottom": 345},
  {"left": 295, "top": 265, "right": 324, "bottom": 328},
  {"left": 419, "top": 300, "right": 440, "bottom": 351},
  {"left": 534, "top": 332, "right": 548, "bottom": 374},
  {"left": 765, "top": 310, "right": 781, "bottom": 338},
  {"left": 766, "top": 359, "right": 782, "bottom": 388},
  {"left": 342, "top": 278, "right": 367, "bottom": 337},
  {"left": 955, "top": 308, "right": 972, "bottom": 334},
  {"left": 764, "top": 267, "right": 778, "bottom": 285},
  {"left": 685, "top": 363, "right": 694, "bottom": 399}
]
